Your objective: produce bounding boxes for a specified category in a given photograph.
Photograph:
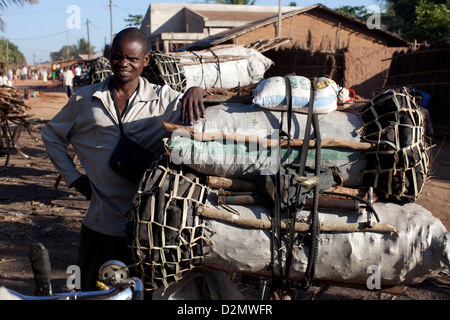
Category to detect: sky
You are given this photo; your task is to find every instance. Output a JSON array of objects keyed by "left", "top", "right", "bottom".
[{"left": 0, "top": 0, "right": 382, "bottom": 65}]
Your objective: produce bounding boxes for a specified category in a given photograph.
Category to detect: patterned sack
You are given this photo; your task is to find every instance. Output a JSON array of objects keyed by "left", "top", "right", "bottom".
[{"left": 252, "top": 75, "right": 338, "bottom": 114}]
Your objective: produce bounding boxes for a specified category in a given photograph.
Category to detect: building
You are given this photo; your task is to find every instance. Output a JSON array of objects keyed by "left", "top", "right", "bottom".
[
  {"left": 140, "top": 3, "right": 299, "bottom": 53},
  {"left": 179, "top": 4, "right": 410, "bottom": 98},
  {"left": 141, "top": 3, "right": 410, "bottom": 98}
]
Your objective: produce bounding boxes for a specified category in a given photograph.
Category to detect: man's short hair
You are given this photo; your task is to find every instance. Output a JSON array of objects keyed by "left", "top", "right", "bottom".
[{"left": 112, "top": 28, "right": 149, "bottom": 54}]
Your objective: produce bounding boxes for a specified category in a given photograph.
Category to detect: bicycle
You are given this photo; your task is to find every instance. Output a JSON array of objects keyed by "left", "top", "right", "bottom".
[
  {"left": 0, "top": 117, "right": 39, "bottom": 173},
  {"left": 1, "top": 243, "right": 144, "bottom": 300}
]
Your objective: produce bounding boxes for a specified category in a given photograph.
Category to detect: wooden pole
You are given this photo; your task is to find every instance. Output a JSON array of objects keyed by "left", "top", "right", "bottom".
[
  {"left": 197, "top": 206, "right": 398, "bottom": 236},
  {"left": 162, "top": 122, "right": 376, "bottom": 151}
]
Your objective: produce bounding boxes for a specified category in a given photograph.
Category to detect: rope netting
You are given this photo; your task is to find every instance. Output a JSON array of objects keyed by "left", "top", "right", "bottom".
[
  {"left": 127, "top": 157, "right": 211, "bottom": 291},
  {"left": 359, "top": 87, "right": 429, "bottom": 202},
  {"left": 141, "top": 51, "right": 187, "bottom": 93},
  {"left": 87, "top": 57, "right": 113, "bottom": 84}
]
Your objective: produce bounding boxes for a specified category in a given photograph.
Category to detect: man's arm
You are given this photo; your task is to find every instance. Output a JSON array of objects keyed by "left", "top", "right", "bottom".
[{"left": 41, "top": 99, "right": 84, "bottom": 190}]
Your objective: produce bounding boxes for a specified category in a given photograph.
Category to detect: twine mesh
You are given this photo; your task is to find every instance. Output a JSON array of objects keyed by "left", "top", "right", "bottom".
[
  {"left": 88, "top": 57, "right": 112, "bottom": 84},
  {"left": 359, "top": 87, "right": 429, "bottom": 202},
  {"left": 127, "top": 157, "right": 212, "bottom": 291},
  {"left": 141, "top": 51, "right": 187, "bottom": 93}
]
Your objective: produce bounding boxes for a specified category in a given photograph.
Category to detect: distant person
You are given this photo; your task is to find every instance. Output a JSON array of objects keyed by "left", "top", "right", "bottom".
[
  {"left": 51, "top": 64, "right": 56, "bottom": 83},
  {"left": 62, "top": 66, "right": 75, "bottom": 98},
  {"left": 42, "top": 69, "right": 48, "bottom": 83},
  {"left": 21, "top": 66, "right": 27, "bottom": 80},
  {"left": 413, "top": 91, "right": 433, "bottom": 140},
  {"left": 75, "top": 65, "right": 82, "bottom": 85}
]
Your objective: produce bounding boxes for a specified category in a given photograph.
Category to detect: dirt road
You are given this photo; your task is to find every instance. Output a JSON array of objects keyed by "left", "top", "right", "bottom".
[{"left": 0, "top": 79, "right": 449, "bottom": 300}]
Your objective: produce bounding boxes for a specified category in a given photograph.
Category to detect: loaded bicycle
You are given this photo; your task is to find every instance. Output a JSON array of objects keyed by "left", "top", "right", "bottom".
[{"left": 0, "top": 85, "right": 39, "bottom": 172}]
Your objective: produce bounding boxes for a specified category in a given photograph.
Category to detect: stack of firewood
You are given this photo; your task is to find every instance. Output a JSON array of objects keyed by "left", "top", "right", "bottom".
[{"left": 0, "top": 86, "right": 31, "bottom": 123}]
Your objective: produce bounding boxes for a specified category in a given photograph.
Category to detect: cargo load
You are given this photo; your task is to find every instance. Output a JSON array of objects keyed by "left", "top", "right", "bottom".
[{"left": 126, "top": 161, "right": 449, "bottom": 293}]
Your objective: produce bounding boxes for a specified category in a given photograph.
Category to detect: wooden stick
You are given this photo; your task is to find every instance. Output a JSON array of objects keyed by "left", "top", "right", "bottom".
[
  {"left": 203, "top": 94, "right": 253, "bottom": 105},
  {"left": 197, "top": 206, "right": 398, "bottom": 236},
  {"left": 176, "top": 55, "right": 250, "bottom": 66},
  {"left": 206, "top": 176, "right": 257, "bottom": 191},
  {"left": 162, "top": 122, "right": 376, "bottom": 151}
]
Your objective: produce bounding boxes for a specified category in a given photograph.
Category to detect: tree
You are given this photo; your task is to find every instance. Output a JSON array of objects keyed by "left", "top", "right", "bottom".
[
  {"left": 336, "top": 5, "right": 372, "bottom": 21},
  {"left": 0, "top": 37, "right": 26, "bottom": 65},
  {"left": 384, "top": 0, "right": 450, "bottom": 41},
  {"left": 336, "top": 1, "right": 450, "bottom": 42},
  {"left": 124, "top": 14, "right": 143, "bottom": 28},
  {"left": 407, "top": 0, "right": 450, "bottom": 42},
  {"left": 49, "top": 37, "right": 95, "bottom": 61},
  {"left": 77, "top": 38, "right": 95, "bottom": 56}
]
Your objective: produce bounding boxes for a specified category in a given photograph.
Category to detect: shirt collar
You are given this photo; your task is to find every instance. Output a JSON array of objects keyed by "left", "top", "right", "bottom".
[{"left": 92, "top": 75, "right": 159, "bottom": 103}]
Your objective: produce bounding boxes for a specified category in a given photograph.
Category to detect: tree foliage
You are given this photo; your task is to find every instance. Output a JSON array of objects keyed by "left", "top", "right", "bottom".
[
  {"left": 124, "top": 14, "right": 143, "bottom": 28},
  {"left": 50, "top": 38, "right": 95, "bottom": 62},
  {"left": 384, "top": 0, "right": 450, "bottom": 41},
  {"left": 336, "top": 1, "right": 450, "bottom": 42},
  {"left": 405, "top": 0, "right": 450, "bottom": 41},
  {"left": 335, "top": 5, "right": 372, "bottom": 21},
  {"left": 0, "top": 37, "right": 26, "bottom": 65}
]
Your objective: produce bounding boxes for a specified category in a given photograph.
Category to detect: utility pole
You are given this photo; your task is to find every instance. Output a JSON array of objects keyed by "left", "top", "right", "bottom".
[
  {"left": 87, "top": 18, "right": 91, "bottom": 59},
  {"left": 67, "top": 31, "right": 70, "bottom": 61},
  {"left": 109, "top": 0, "right": 115, "bottom": 46},
  {"left": 277, "top": 0, "right": 282, "bottom": 38}
]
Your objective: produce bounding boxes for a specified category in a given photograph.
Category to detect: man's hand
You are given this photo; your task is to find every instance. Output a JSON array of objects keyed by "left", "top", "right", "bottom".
[
  {"left": 181, "top": 87, "right": 208, "bottom": 125},
  {"left": 70, "top": 175, "right": 92, "bottom": 200}
]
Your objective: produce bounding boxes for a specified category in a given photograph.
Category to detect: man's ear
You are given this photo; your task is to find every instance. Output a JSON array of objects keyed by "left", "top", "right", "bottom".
[{"left": 143, "top": 52, "right": 150, "bottom": 67}]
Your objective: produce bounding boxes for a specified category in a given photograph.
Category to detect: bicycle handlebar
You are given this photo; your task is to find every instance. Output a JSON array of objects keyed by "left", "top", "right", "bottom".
[{"left": 3, "top": 277, "right": 144, "bottom": 300}]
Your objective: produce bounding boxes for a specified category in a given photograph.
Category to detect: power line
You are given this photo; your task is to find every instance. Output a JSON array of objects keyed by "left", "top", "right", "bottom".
[{"left": 7, "top": 22, "right": 89, "bottom": 41}]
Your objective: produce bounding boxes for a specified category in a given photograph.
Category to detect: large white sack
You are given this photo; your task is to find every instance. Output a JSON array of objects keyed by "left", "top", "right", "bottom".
[
  {"left": 165, "top": 103, "right": 366, "bottom": 187},
  {"left": 253, "top": 76, "right": 339, "bottom": 114},
  {"left": 201, "top": 198, "right": 450, "bottom": 287},
  {"left": 172, "top": 45, "right": 273, "bottom": 89}
]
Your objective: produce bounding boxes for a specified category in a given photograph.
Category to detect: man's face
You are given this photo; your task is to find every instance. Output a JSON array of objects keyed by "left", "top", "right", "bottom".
[
  {"left": 415, "top": 96, "right": 423, "bottom": 107},
  {"left": 109, "top": 39, "right": 149, "bottom": 84}
]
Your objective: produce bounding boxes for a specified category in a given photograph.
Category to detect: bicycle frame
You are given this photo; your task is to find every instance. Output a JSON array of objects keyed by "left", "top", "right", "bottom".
[{"left": 0, "top": 117, "right": 40, "bottom": 172}]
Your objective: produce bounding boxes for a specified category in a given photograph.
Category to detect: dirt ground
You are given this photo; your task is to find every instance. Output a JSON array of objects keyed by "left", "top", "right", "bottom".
[{"left": 0, "top": 79, "right": 449, "bottom": 300}]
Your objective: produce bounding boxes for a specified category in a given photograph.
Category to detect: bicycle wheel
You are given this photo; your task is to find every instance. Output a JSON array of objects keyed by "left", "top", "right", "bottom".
[{"left": 0, "top": 120, "right": 11, "bottom": 172}]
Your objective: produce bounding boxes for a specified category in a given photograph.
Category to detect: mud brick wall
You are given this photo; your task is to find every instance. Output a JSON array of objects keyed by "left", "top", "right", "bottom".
[{"left": 344, "top": 46, "right": 404, "bottom": 98}]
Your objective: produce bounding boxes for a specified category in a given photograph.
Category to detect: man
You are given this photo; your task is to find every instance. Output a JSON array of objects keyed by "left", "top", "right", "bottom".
[
  {"left": 62, "top": 66, "right": 75, "bottom": 98},
  {"left": 41, "top": 28, "right": 207, "bottom": 291},
  {"left": 413, "top": 91, "right": 433, "bottom": 140}
]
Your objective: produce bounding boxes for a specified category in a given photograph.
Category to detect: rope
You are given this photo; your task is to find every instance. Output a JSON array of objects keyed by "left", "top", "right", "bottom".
[
  {"left": 360, "top": 87, "right": 429, "bottom": 202},
  {"left": 207, "top": 48, "right": 223, "bottom": 89},
  {"left": 189, "top": 50, "right": 206, "bottom": 89}
]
